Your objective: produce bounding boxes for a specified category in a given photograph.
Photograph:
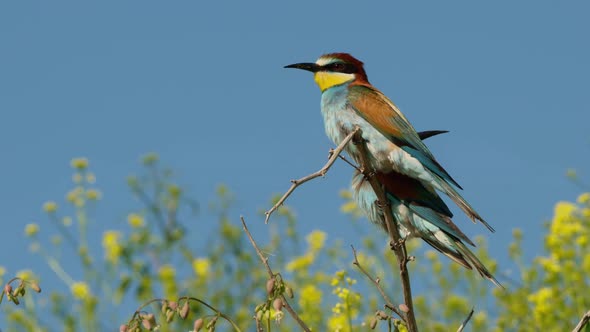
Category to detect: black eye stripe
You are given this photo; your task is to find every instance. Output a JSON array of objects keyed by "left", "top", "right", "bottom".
[{"left": 325, "top": 62, "right": 357, "bottom": 74}]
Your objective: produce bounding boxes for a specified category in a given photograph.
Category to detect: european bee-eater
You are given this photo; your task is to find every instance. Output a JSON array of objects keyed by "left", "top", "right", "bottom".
[
  {"left": 284, "top": 53, "right": 492, "bottom": 232},
  {"left": 285, "top": 53, "right": 499, "bottom": 286}
]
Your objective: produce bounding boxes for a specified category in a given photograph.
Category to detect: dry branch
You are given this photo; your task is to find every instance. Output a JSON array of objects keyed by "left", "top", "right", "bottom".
[
  {"left": 352, "top": 129, "right": 419, "bottom": 332},
  {"left": 265, "top": 128, "right": 360, "bottom": 224},
  {"left": 573, "top": 310, "right": 590, "bottom": 332}
]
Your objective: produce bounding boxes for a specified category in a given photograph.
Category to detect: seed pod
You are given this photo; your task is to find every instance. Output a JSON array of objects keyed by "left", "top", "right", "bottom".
[
  {"left": 29, "top": 282, "right": 42, "bottom": 293},
  {"left": 119, "top": 324, "right": 128, "bottom": 332},
  {"left": 193, "top": 318, "right": 204, "bottom": 332},
  {"left": 377, "top": 310, "right": 388, "bottom": 320},
  {"left": 369, "top": 317, "right": 378, "bottom": 329},
  {"left": 4, "top": 284, "right": 13, "bottom": 295},
  {"left": 179, "top": 301, "right": 190, "bottom": 319},
  {"left": 273, "top": 298, "right": 283, "bottom": 312},
  {"left": 399, "top": 303, "right": 409, "bottom": 313}
]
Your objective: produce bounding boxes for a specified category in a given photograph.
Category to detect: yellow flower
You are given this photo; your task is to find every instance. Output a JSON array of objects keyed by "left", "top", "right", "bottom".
[
  {"left": 70, "top": 281, "right": 90, "bottom": 300},
  {"left": 127, "top": 213, "right": 145, "bottom": 228},
  {"left": 43, "top": 201, "right": 58, "bottom": 213},
  {"left": 70, "top": 157, "right": 89, "bottom": 170},
  {"left": 85, "top": 172, "right": 96, "bottom": 184},
  {"left": 0, "top": 265, "right": 6, "bottom": 278},
  {"left": 158, "top": 264, "right": 176, "bottom": 280},
  {"left": 285, "top": 254, "right": 313, "bottom": 272},
  {"left": 24, "top": 223, "right": 40, "bottom": 237},
  {"left": 86, "top": 189, "right": 101, "bottom": 200},
  {"left": 62, "top": 216, "right": 73, "bottom": 226},
  {"left": 192, "top": 258, "right": 210, "bottom": 278},
  {"left": 299, "top": 284, "right": 322, "bottom": 309},
  {"left": 528, "top": 287, "right": 555, "bottom": 322},
  {"left": 66, "top": 187, "right": 84, "bottom": 203},
  {"left": 577, "top": 192, "right": 590, "bottom": 205},
  {"left": 142, "top": 153, "right": 159, "bottom": 165},
  {"left": 102, "top": 231, "right": 123, "bottom": 264},
  {"left": 306, "top": 230, "right": 327, "bottom": 252},
  {"left": 72, "top": 173, "right": 83, "bottom": 184},
  {"left": 16, "top": 270, "right": 33, "bottom": 281}
]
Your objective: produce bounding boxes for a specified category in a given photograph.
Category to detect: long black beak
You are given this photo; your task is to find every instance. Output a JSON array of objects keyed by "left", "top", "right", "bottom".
[{"left": 284, "top": 62, "right": 320, "bottom": 73}]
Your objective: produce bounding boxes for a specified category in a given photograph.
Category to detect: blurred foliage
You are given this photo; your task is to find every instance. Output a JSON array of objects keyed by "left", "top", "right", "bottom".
[{"left": 1, "top": 156, "right": 590, "bottom": 331}]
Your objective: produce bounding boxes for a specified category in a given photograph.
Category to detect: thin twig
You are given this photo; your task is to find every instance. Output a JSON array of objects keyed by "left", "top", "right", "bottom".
[
  {"left": 351, "top": 245, "right": 404, "bottom": 319},
  {"left": 265, "top": 128, "right": 361, "bottom": 224},
  {"left": 240, "top": 216, "right": 312, "bottom": 332},
  {"left": 352, "top": 129, "right": 419, "bottom": 332},
  {"left": 573, "top": 310, "right": 590, "bottom": 332},
  {"left": 456, "top": 308, "right": 474, "bottom": 332}
]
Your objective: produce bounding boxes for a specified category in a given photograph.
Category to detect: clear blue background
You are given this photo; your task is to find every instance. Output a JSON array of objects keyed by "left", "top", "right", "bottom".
[{"left": 1, "top": 0, "right": 589, "bottom": 325}]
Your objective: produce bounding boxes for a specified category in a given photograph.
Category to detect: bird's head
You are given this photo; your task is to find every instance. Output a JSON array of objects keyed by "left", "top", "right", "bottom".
[{"left": 285, "top": 53, "right": 369, "bottom": 92}]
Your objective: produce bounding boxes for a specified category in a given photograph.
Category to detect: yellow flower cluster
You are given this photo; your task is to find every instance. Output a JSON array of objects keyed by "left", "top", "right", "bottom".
[
  {"left": 102, "top": 231, "right": 123, "bottom": 265},
  {"left": 527, "top": 287, "right": 555, "bottom": 323},
  {"left": 328, "top": 270, "right": 361, "bottom": 332},
  {"left": 298, "top": 284, "right": 323, "bottom": 327},
  {"left": 306, "top": 230, "right": 327, "bottom": 252}
]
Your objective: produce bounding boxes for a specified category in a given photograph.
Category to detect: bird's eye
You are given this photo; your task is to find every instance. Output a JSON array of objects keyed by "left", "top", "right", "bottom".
[{"left": 331, "top": 63, "right": 345, "bottom": 70}]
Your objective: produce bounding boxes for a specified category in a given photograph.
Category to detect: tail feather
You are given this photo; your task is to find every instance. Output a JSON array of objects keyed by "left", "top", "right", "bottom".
[
  {"left": 437, "top": 178, "right": 495, "bottom": 232},
  {"left": 424, "top": 231, "right": 502, "bottom": 288},
  {"left": 454, "top": 240, "right": 503, "bottom": 288}
]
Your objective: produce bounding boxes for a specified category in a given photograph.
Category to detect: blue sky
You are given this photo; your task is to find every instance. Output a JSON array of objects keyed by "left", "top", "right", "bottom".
[{"left": 1, "top": 0, "right": 589, "bottom": 325}]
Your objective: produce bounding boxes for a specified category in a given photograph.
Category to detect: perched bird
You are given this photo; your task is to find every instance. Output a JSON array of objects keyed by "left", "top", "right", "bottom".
[
  {"left": 284, "top": 53, "right": 492, "bottom": 232},
  {"left": 285, "top": 53, "right": 499, "bottom": 286}
]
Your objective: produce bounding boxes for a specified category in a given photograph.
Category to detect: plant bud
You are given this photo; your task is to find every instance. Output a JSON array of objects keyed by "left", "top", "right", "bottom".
[
  {"left": 377, "top": 310, "right": 388, "bottom": 320},
  {"left": 141, "top": 318, "right": 153, "bottom": 330},
  {"left": 168, "top": 301, "right": 178, "bottom": 310},
  {"left": 369, "top": 317, "right": 378, "bottom": 329},
  {"left": 4, "top": 284, "right": 12, "bottom": 295},
  {"left": 161, "top": 302, "right": 169, "bottom": 315},
  {"left": 399, "top": 304, "right": 409, "bottom": 313},
  {"left": 266, "top": 277, "right": 276, "bottom": 296},
  {"left": 119, "top": 324, "right": 128, "bottom": 332},
  {"left": 285, "top": 287, "right": 294, "bottom": 299},
  {"left": 166, "top": 310, "right": 175, "bottom": 323},
  {"left": 193, "top": 318, "right": 204, "bottom": 332}
]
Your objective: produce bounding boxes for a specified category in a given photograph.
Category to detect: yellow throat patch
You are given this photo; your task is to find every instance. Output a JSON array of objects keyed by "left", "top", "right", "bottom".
[{"left": 313, "top": 71, "right": 355, "bottom": 92}]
